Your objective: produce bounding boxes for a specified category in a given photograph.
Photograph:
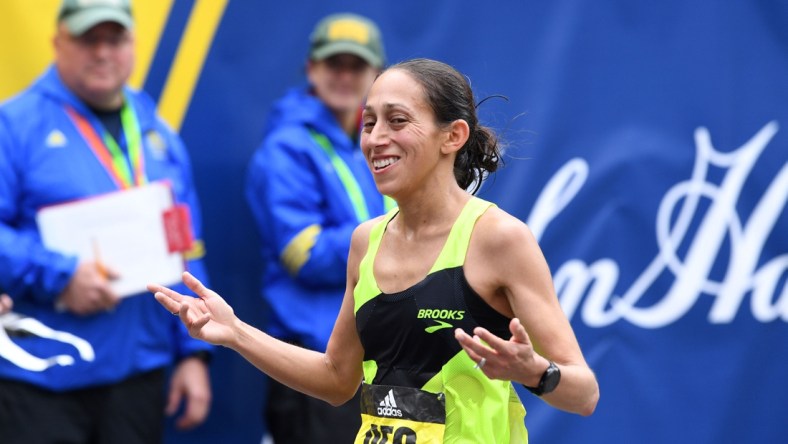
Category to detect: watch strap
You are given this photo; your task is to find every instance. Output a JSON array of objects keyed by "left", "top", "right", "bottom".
[{"left": 523, "top": 361, "right": 559, "bottom": 396}]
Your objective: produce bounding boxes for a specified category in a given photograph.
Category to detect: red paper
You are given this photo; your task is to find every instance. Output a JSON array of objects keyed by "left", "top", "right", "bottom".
[{"left": 162, "top": 204, "right": 194, "bottom": 253}]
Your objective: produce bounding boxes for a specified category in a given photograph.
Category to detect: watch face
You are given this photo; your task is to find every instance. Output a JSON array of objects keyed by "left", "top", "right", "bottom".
[{"left": 542, "top": 363, "right": 561, "bottom": 394}]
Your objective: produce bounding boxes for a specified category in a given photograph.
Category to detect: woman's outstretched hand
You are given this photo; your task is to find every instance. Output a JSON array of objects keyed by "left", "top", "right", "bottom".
[
  {"left": 148, "top": 272, "right": 238, "bottom": 346},
  {"left": 454, "top": 318, "right": 547, "bottom": 386}
]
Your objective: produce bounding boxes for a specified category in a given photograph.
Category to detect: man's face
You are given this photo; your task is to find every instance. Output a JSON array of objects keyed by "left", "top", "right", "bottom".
[
  {"left": 307, "top": 54, "right": 378, "bottom": 114},
  {"left": 54, "top": 21, "right": 134, "bottom": 109}
]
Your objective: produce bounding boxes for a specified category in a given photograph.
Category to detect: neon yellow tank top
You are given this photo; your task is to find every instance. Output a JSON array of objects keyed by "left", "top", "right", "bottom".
[{"left": 354, "top": 197, "right": 528, "bottom": 443}]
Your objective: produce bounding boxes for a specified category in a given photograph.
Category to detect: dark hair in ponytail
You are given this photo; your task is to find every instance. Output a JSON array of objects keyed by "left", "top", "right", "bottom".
[{"left": 387, "top": 58, "right": 502, "bottom": 194}]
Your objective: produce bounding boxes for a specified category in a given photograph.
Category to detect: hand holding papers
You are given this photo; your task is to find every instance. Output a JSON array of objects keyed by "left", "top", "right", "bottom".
[
  {"left": 36, "top": 182, "right": 193, "bottom": 298},
  {"left": 0, "top": 293, "right": 12, "bottom": 314}
]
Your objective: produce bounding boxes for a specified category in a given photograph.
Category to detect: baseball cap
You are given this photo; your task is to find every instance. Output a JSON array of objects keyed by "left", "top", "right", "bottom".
[
  {"left": 309, "top": 13, "right": 385, "bottom": 68},
  {"left": 58, "top": 0, "right": 133, "bottom": 36}
]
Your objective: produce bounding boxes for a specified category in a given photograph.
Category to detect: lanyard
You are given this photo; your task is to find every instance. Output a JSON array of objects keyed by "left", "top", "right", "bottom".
[
  {"left": 310, "top": 130, "right": 395, "bottom": 222},
  {"left": 65, "top": 101, "right": 146, "bottom": 189}
]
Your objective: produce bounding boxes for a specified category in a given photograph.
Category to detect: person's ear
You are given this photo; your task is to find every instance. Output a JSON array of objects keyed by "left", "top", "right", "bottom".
[
  {"left": 53, "top": 25, "right": 65, "bottom": 51},
  {"left": 441, "top": 119, "right": 470, "bottom": 155},
  {"left": 305, "top": 59, "right": 317, "bottom": 83}
]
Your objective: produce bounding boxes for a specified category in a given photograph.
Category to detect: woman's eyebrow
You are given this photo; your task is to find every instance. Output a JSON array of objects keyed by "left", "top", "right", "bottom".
[{"left": 363, "top": 102, "right": 412, "bottom": 113}]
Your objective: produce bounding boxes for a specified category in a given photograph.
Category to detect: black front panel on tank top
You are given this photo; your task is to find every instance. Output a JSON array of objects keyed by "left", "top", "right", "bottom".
[{"left": 356, "top": 266, "right": 511, "bottom": 388}]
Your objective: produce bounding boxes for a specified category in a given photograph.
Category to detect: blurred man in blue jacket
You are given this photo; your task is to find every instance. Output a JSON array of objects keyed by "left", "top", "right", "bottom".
[
  {"left": 246, "top": 12, "right": 392, "bottom": 444},
  {"left": 0, "top": 1, "right": 212, "bottom": 442}
]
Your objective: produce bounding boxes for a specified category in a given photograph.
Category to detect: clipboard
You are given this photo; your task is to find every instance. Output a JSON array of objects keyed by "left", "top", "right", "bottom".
[{"left": 36, "top": 182, "right": 192, "bottom": 297}]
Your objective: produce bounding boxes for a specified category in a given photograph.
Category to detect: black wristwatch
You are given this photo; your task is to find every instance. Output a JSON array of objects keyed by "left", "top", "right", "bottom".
[{"left": 523, "top": 361, "right": 561, "bottom": 396}]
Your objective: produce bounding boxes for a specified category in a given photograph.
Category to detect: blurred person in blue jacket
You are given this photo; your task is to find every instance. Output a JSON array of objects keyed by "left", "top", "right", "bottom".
[
  {"left": 0, "top": 1, "right": 212, "bottom": 442},
  {"left": 245, "top": 12, "right": 393, "bottom": 444}
]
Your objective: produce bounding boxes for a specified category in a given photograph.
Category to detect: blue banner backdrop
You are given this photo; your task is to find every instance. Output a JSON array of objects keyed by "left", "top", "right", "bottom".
[{"left": 2, "top": 1, "right": 786, "bottom": 443}]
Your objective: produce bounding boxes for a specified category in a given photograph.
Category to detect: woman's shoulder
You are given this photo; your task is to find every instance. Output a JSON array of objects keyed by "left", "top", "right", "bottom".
[
  {"left": 347, "top": 214, "right": 390, "bottom": 278},
  {"left": 478, "top": 204, "right": 530, "bottom": 236},
  {"left": 350, "top": 214, "right": 389, "bottom": 250},
  {"left": 473, "top": 204, "right": 538, "bottom": 255}
]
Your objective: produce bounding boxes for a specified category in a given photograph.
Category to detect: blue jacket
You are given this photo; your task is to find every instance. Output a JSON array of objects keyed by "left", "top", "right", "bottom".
[
  {"left": 246, "top": 87, "right": 388, "bottom": 351},
  {"left": 0, "top": 67, "right": 212, "bottom": 391}
]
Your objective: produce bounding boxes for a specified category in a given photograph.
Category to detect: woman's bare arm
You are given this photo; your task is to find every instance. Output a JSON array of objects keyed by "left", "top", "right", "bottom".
[
  {"left": 149, "top": 220, "right": 375, "bottom": 406},
  {"left": 456, "top": 208, "right": 599, "bottom": 415}
]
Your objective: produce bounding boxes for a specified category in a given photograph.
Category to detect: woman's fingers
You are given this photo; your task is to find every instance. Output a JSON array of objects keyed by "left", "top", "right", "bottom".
[
  {"left": 472, "top": 326, "right": 507, "bottom": 350},
  {"left": 154, "top": 291, "right": 181, "bottom": 314},
  {"left": 508, "top": 318, "right": 532, "bottom": 346},
  {"left": 182, "top": 272, "right": 214, "bottom": 300},
  {"left": 454, "top": 329, "right": 489, "bottom": 361},
  {"left": 191, "top": 312, "right": 211, "bottom": 329},
  {"left": 147, "top": 283, "right": 185, "bottom": 301}
]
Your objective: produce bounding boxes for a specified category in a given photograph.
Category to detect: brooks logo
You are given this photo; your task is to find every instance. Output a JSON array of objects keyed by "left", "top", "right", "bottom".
[
  {"left": 424, "top": 319, "right": 453, "bottom": 333},
  {"left": 418, "top": 309, "right": 464, "bottom": 333},
  {"left": 417, "top": 309, "right": 464, "bottom": 320}
]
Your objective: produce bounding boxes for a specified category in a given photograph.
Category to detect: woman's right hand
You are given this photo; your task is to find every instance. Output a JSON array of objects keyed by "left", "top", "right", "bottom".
[{"left": 148, "top": 272, "right": 240, "bottom": 346}]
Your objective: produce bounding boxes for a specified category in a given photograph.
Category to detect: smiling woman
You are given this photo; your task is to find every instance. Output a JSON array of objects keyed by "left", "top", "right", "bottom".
[
  {"left": 361, "top": 59, "right": 502, "bottom": 198},
  {"left": 153, "top": 58, "right": 599, "bottom": 443}
]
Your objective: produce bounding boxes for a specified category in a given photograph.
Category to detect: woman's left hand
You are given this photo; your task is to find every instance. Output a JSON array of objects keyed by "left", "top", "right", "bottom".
[{"left": 454, "top": 317, "right": 549, "bottom": 386}]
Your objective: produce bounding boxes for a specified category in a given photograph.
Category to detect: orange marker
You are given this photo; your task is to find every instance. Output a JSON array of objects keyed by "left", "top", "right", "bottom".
[{"left": 92, "top": 238, "right": 109, "bottom": 280}]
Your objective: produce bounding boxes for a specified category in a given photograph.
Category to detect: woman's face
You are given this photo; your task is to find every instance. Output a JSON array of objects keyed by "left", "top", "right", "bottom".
[{"left": 360, "top": 69, "right": 448, "bottom": 198}]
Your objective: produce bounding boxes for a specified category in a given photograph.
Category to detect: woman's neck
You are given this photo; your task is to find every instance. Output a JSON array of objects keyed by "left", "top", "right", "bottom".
[{"left": 392, "top": 185, "right": 470, "bottom": 240}]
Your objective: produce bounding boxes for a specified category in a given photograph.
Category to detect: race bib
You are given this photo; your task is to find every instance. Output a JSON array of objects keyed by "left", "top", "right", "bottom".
[{"left": 355, "top": 383, "right": 445, "bottom": 444}]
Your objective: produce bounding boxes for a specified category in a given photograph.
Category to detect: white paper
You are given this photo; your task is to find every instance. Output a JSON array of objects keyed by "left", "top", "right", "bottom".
[{"left": 36, "top": 182, "right": 184, "bottom": 297}]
